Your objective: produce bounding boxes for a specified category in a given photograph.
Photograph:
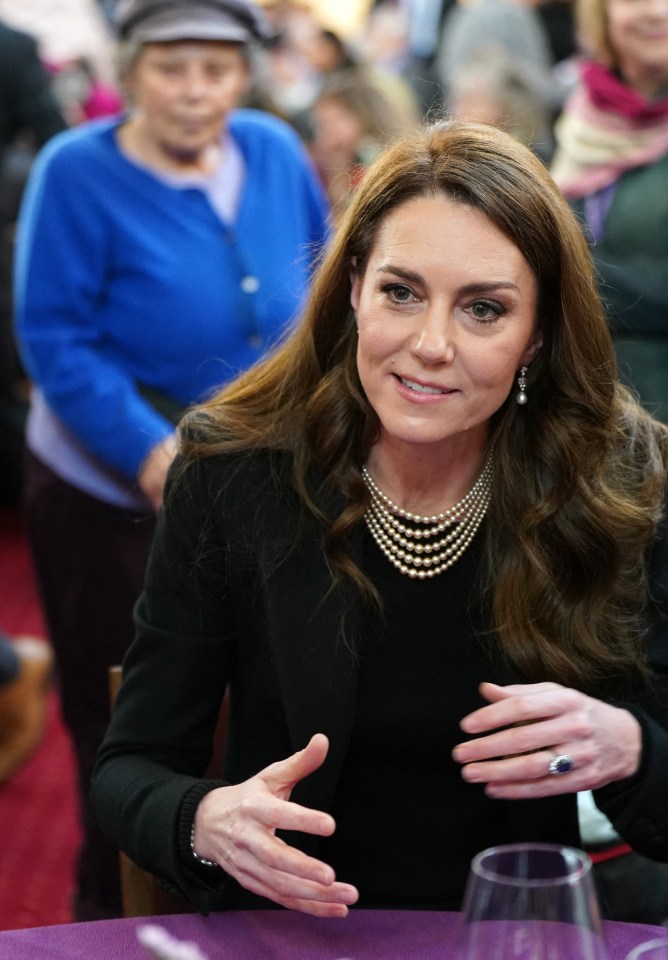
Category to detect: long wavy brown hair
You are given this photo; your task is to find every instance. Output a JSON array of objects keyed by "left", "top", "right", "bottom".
[{"left": 181, "top": 121, "right": 668, "bottom": 693}]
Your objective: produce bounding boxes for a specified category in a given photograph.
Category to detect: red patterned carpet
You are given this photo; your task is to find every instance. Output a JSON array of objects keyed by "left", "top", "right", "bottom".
[{"left": 0, "top": 507, "right": 80, "bottom": 930}]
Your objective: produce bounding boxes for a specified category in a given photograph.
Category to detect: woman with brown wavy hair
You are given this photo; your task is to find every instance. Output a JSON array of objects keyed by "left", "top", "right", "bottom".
[{"left": 93, "top": 120, "right": 668, "bottom": 918}]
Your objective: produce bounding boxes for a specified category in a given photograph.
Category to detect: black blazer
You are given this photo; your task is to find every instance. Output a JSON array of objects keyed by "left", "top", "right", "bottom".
[{"left": 92, "top": 450, "right": 668, "bottom": 913}]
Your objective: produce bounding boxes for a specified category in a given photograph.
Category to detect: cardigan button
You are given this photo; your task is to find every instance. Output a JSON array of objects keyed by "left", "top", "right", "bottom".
[
  {"left": 247, "top": 334, "right": 263, "bottom": 348},
  {"left": 241, "top": 275, "right": 260, "bottom": 294}
]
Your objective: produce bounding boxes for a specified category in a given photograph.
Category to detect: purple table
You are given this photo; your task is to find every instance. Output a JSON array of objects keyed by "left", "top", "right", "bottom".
[{"left": 0, "top": 910, "right": 665, "bottom": 960}]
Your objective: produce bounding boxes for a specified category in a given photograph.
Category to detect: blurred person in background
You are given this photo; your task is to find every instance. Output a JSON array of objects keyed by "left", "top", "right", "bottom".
[
  {"left": 309, "top": 72, "right": 420, "bottom": 220},
  {"left": 0, "top": 18, "right": 67, "bottom": 507},
  {"left": 49, "top": 55, "right": 124, "bottom": 126},
  {"left": 0, "top": 18, "right": 67, "bottom": 164},
  {"left": 14, "top": 0, "right": 328, "bottom": 921},
  {"left": 0, "top": 0, "right": 117, "bottom": 89},
  {"left": 551, "top": 0, "right": 668, "bottom": 425},
  {"left": 437, "top": 0, "right": 555, "bottom": 108},
  {"left": 0, "top": 633, "right": 53, "bottom": 783},
  {"left": 535, "top": 0, "right": 577, "bottom": 66},
  {"left": 399, "top": 0, "right": 455, "bottom": 114},
  {"left": 448, "top": 48, "right": 555, "bottom": 160},
  {"left": 252, "top": 4, "right": 420, "bottom": 141},
  {"left": 0, "top": 0, "right": 121, "bottom": 123}
]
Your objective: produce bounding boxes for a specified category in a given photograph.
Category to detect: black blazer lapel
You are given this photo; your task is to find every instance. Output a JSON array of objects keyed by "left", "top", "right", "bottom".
[{"left": 259, "top": 518, "right": 364, "bottom": 821}]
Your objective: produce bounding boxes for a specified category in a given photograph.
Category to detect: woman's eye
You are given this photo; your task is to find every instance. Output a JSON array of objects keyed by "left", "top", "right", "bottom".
[
  {"left": 383, "top": 283, "right": 416, "bottom": 304},
  {"left": 468, "top": 299, "right": 504, "bottom": 323},
  {"left": 156, "top": 63, "right": 183, "bottom": 76}
]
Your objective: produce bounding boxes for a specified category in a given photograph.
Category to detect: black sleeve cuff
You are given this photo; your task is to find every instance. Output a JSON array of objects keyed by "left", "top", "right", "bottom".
[{"left": 177, "top": 779, "right": 227, "bottom": 873}]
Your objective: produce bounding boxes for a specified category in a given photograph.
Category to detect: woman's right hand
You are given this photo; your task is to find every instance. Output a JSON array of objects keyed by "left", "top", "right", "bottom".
[{"left": 191, "top": 733, "right": 359, "bottom": 917}]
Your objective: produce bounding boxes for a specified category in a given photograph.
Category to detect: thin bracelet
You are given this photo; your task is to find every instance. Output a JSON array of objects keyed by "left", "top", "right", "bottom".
[{"left": 190, "top": 823, "right": 218, "bottom": 868}]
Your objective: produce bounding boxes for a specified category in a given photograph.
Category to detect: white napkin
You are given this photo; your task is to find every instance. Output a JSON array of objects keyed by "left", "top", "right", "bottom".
[{"left": 137, "top": 923, "right": 210, "bottom": 960}]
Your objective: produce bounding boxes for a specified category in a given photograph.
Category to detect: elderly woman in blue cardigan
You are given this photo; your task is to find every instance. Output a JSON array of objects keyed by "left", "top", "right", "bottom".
[{"left": 13, "top": 0, "right": 328, "bottom": 921}]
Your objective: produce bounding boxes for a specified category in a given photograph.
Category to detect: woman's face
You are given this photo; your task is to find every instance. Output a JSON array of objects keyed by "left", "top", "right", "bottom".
[
  {"left": 606, "top": 0, "right": 668, "bottom": 95},
  {"left": 311, "top": 97, "right": 365, "bottom": 168},
  {"left": 352, "top": 194, "right": 542, "bottom": 462},
  {"left": 124, "top": 41, "right": 250, "bottom": 160}
]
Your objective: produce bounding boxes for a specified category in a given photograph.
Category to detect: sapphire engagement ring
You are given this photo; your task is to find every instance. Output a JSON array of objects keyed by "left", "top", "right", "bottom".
[{"left": 548, "top": 753, "right": 575, "bottom": 776}]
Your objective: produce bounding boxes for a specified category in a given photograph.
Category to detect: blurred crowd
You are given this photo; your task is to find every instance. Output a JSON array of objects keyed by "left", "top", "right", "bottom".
[
  {"left": 0, "top": 0, "right": 580, "bottom": 511},
  {"left": 1, "top": 0, "right": 667, "bottom": 929}
]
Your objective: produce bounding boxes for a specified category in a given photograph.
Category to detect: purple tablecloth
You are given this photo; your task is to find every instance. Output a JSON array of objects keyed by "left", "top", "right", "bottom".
[{"left": 0, "top": 909, "right": 665, "bottom": 959}]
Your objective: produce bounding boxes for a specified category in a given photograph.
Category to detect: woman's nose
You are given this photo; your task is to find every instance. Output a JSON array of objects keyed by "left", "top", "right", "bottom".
[
  {"left": 182, "top": 68, "right": 208, "bottom": 98},
  {"left": 412, "top": 310, "right": 455, "bottom": 365}
]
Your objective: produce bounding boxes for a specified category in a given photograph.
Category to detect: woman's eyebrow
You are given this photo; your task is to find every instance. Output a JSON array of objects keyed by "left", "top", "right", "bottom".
[
  {"left": 374, "top": 263, "right": 424, "bottom": 284},
  {"left": 458, "top": 281, "right": 520, "bottom": 295},
  {"left": 375, "top": 263, "right": 520, "bottom": 295}
]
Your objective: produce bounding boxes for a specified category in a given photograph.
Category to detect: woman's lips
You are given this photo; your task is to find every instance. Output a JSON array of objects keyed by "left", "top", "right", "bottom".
[{"left": 394, "top": 374, "right": 458, "bottom": 399}]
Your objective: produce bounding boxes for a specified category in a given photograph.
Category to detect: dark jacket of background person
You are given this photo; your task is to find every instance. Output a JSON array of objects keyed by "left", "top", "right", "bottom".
[
  {"left": 570, "top": 151, "right": 668, "bottom": 422},
  {"left": 0, "top": 20, "right": 67, "bottom": 165},
  {"left": 0, "top": 19, "right": 66, "bottom": 506}
]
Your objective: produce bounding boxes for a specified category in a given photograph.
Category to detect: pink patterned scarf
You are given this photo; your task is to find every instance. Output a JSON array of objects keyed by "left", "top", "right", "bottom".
[{"left": 551, "top": 60, "right": 668, "bottom": 198}]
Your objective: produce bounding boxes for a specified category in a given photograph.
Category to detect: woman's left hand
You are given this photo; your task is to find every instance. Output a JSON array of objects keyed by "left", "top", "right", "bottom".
[
  {"left": 137, "top": 433, "right": 178, "bottom": 511},
  {"left": 452, "top": 681, "right": 642, "bottom": 798}
]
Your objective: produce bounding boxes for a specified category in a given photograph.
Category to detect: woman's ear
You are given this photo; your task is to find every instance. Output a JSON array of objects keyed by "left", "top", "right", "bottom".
[
  {"left": 350, "top": 257, "right": 361, "bottom": 313},
  {"left": 521, "top": 328, "right": 543, "bottom": 367}
]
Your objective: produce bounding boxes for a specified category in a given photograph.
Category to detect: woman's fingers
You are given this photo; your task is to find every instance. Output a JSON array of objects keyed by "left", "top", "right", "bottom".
[
  {"left": 260, "top": 733, "right": 330, "bottom": 798},
  {"left": 193, "top": 733, "right": 361, "bottom": 913},
  {"left": 453, "top": 715, "right": 589, "bottom": 763},
  {"left": 222, "top": 830, "right": 358, "bottom": 914},
  {"left": 453, "top": 681, "right": 642, "bottom": 796},
  {"left": 460, "top": 682, "right": 581, "bottom": 735},
  {"left": 237, "top": 867, "right": 359, "bottom": 918},
  {"left": 251, "top": 791, "right": 336, "bottom": 838},
  {"left": 229, "top": 819, "right": 337, "bottom": 885},
  {"left": 458, "top": 746, "right": 582, "bottom": 785}
]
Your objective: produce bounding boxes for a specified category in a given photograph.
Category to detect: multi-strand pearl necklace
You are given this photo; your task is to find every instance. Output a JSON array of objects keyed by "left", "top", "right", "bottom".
[{"left": 361, "top": 454, "right": 493, "bottom": 578}]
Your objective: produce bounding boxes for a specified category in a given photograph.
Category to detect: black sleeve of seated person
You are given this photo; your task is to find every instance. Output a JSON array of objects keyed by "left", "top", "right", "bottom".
[
  {"left": 594, "top": 510, "right": 668, "bottom": 861},
  {"left": 91, "top": 456, "right": 238, "bottom": 913}
]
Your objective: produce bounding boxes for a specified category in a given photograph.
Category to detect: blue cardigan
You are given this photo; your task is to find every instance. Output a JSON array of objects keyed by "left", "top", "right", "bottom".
[{"left": 14, "top": 110, "right": 329, "bottom": 481}]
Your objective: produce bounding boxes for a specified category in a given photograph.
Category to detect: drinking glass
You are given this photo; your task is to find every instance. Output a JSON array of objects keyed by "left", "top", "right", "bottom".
[
  {"left": 459, "top": 842, "right": 609, "bottom": 960},
  {"left": 626, "top": 941, "right": 668, "bottom": 960}
]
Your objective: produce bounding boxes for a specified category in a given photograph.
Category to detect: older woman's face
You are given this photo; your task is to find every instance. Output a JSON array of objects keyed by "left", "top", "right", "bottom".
[
  {"left": 124, "top": 41, "right": 250, "bottom": 159},
  {"left": 606, "top": 0, "right": 668, "bottom": 93},
  {"left": 352, "top": 194, "right": 542, "bottom": 460}
]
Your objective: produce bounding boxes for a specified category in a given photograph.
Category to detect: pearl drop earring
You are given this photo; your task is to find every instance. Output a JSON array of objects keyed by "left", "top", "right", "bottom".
[{"left": 516, "top": 366, "right": 528, "bottom": 405}]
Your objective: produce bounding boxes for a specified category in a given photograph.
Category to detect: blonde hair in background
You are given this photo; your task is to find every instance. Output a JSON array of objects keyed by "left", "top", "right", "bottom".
[{"left": 575, "top": 0, "right": 616, "bottom": 68}]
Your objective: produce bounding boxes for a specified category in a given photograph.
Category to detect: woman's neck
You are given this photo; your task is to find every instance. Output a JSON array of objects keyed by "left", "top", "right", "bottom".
[
  {"left": 117, "top": 118, "right": 223, "bottom": 176},
  {"left": 364, "top": 434, "right": 491, "bottom": 518},
  {"left": 619, "top": 61, "right": 668, "bottom": 102}
]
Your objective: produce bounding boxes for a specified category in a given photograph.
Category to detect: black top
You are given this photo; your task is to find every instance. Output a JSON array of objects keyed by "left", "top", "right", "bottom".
[{"left": 324, "top": 528, "right": 512, "bottom": 908}]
